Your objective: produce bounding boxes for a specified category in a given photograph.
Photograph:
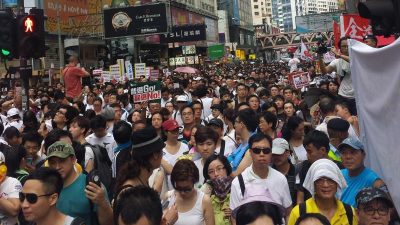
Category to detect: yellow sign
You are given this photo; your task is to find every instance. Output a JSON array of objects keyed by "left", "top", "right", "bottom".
[{"left": 249, "top": 54, "right": 256, "bottom": 60}]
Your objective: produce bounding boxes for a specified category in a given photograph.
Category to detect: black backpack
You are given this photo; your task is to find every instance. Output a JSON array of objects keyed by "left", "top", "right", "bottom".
[{"left": 83, "top": 143, "right": 113, "bottom": 191}]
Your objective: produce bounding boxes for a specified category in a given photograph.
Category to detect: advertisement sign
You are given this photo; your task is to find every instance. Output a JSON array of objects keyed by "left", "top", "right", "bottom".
[
  {"left": 101, "top": 71, "right": 111, "bottom": 84},
  {"left": 288, "top": 72, "right": 310, "bottom": 89},
  {"left": 44, "top": 0, "right": 101, "bottom": 34},
  {"left": 296, "top": 12, "right": 341, "bottom": 33},
  {"left": 103, "top": 3, "right": 168, "bottom": 38},
  {"left": 134, "top": 63, "right": 146, "bottom": 78},
  {"left": 208, "top": 44, "right": 224, "bottom": 60},
  {"left": 160, "top": 24, "right": 206, "bottom": 43},
  {"left": 174, "top": 57, "right": 186, "bottom": 66},
  {"left": 182, "top": 45, "right": 196, "bottom": 55},
  {"left": 129, "top": 81, "right": 162, "bottom": 103}
]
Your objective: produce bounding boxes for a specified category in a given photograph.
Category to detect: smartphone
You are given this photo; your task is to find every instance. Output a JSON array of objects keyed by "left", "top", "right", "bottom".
[
  {"left": 87, "top": 170, "right": 102, "bottom": 186},
  {"left": 26, "top": 157, "right": 33, "bottom": 165}
]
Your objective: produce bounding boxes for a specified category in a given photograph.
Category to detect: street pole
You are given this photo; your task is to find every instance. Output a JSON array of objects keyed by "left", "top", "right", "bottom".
[{"left": 56, "top": 0, "right": 64, "bottom": 83}]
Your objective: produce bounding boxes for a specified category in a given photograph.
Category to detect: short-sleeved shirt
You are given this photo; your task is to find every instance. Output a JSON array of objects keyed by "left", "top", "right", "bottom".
[
  {"left": 0, "top": 177, "right": 22, "bottom": 225},
  {"left": 288, "top": 198, "right": 358, "bottom": 225},
  {"left": 63, "top": 66, "right": 86, "bottom": 98},
  {"left": 329, "top": 58, "right": 354, "bottom": 99},
  {"left": 57, "top": 174, "right": 92, "bottom": 225},
  {"left": 229, "top": 166, "right": 292, "bottom": 210},
  {"left": 341, "top": 167, "right": 380, "bottom": 207}
]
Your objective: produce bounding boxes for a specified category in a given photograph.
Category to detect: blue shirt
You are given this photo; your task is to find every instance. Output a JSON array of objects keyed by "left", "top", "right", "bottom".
[
  {"left": 341, "top": 167, "right": 380, "bottom": 207},
  {"left": 57, "top": 174, "right": 93, "bottom": 225},
  {"left": 228, "top": 132, "right": 256, "bottom": 172}
]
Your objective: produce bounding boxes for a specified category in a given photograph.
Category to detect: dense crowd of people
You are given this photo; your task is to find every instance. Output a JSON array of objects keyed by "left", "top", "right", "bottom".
[{"left": 0, "top": 35, "right": 397, "bottom": 225}]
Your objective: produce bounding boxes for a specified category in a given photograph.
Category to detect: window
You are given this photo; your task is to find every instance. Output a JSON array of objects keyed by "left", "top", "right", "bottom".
[
  {"left": 255, "top": 12, "right": 260, "bottom": 15},
  {"left": 254, "top": 5, "right": 259, "bottom": 8}
]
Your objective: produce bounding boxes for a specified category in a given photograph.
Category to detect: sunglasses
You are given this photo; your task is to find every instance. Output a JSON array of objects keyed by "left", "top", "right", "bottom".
[
  {"left": 251, "top": 147, "right": 272, "bottom": 154},
  {"left": 19, "top": 192, "right": 54, "bottom": 204},
  {"left": 175, "top": 186, "right": 193, "bottom": 193}
]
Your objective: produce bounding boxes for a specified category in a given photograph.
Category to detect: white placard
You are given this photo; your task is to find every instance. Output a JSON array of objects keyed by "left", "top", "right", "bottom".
[
  {"left": 125, "top": 61, "right": 134, "bottom": 80},
  {"left": 134, "top": 63, "right": 146, "bottom": 79}
]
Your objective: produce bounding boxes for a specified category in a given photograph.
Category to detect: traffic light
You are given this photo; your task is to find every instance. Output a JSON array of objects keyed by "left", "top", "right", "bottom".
[
  {"left": 17, "top": 9, "right": 45, "bottom": 59},
  {"left": 0, "top": 10, "right": 17, "bottom": 59},
  {"left": 358, "top": 0, "right": 400, "bottom": 36}
]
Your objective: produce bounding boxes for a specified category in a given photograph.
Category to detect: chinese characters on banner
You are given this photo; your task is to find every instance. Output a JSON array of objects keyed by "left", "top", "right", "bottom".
[
  {"left": 288, "top": 72, "right": 311, "bottom": 89},
  {"left": 129, "top": 81, "right": 162, "bottom": 103},
  {"left": 340, "top": 14, "right": 371, "bottom": 41},
  {"left": 160, "top": 24, "right": 207, "bottom": 43},
  {"left": 134, "top": 63, "right": 146, "bottom": 79}
]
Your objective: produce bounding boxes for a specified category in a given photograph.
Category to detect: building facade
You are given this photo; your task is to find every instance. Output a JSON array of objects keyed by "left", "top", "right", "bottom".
[{"left": 251, "top": 0, "right": 273, "bottom": 26}]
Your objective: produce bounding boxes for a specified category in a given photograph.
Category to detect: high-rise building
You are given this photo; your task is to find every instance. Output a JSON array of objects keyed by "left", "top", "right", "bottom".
[
  {"left": 251, "top": 0, "right": 273, "bottom": 26},
  {"left": 271, "top": 0, "right": 339, "bottom": 32},
  {"left": 218, "top": 0, "right": 255, "bottom": 51}
]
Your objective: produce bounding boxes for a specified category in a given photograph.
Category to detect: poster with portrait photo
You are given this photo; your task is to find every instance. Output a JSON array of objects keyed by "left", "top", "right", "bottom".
[{"left": 111, "top": 37, "right": 134, "bottom": 62}]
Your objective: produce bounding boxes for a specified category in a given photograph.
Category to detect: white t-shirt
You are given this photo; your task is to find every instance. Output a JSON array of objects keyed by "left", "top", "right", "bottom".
[
  {"left": 290, "top": 145, "right": 308, "bottom": 165},
  {"left": 198, "top": 97, "right": 213, "bottom": 120},
  {"left": 215, "top": 139, "right": 235, "bottom": 157},
  {"left": 163, "top": 142, "right": 189, "bottom": 190},
  {"left": 329, "top": 58, "right": 354, "bottom": 98},
  {"left": 288, "top": 58, "right": 300, "bottom": 72},
  {"left": 85, "top": 133, "right": 117, "bottom": 175},
  {"left": 194, "top": 159, "right": 204, "bottom": 185},
  {"left": 229, "top": 166, "right": 292, "bottom": 210},
  {"left": 0, "top": 177, "right": 22, "bottom": 225}
]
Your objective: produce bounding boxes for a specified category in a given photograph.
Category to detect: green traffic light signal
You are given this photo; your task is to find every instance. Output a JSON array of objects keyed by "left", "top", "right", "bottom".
[{"left": 1, "top": 49, "right": 10, "bottom": 56}]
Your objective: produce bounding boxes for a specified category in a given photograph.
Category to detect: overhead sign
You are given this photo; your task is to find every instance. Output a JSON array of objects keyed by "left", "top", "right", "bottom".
[
  {"left": 182, "top": 45, "right": 196, "bottom": 55},
  {"left": 208, "top": 44, "right": 224, "bottom": 60},
  {"left": 103, "top": 3, "right": 168, "bottom": 38},
  {"left": 160, "top": 24, "right": 207, "bottom": 43},
  {"left": 129, "top": 81, "right": 162, "bottom": 103}
]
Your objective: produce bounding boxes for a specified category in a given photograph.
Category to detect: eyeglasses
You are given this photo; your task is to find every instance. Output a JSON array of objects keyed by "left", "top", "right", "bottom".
[
  {"left": 315, "top": 177, "right": 336, "bottom": 187},
  {"left": 208, "top": 166, "right": 226, "bottom": 176},
  {"left": 174, "top": 186, "right": 193, "bottom": 193},
  {"left": 19, "top": 192, "right": 54, "bottom": 204},
  {"left": 363, "top": 206, "right": 390, "bottom": 216},
  {"left": 251, "top": 147, "right": 272, "bottom": 154}
]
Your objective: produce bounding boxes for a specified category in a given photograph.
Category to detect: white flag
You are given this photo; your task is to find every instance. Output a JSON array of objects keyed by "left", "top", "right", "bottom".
[
  {"left": 300, "top": 41, "right": 312, "bottom": 61},
  {"left": 349, "top": 38, "right": 400, "bottom": 212}
]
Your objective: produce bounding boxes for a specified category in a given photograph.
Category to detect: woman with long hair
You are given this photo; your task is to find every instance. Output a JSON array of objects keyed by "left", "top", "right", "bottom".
[
  {"left": 258, "top": 111, "right": 278, "bottom": 139},
  {"left": 282, "top": 116, "right": 307, "bottom": 165}
]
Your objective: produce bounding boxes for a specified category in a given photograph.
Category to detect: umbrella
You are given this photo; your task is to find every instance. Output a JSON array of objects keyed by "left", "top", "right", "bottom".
[
  {"left": 174, "top": 67, "right": 200, "bottom": 74},
  {"left": 304, "top": 88, "right": 337, "bottom": 108}
]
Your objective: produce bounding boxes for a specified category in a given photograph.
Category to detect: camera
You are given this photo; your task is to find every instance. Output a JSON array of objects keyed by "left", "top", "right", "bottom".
[{"left": 316, "top": 41, "right": 331, "bottom": 55}]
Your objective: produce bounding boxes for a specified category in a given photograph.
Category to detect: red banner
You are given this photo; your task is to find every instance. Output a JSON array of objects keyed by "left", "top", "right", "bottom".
[
  {"left": 333, "top": 21, "right": 341, "bottom": 48},
  {"left": 341, "top": 14, "right": 372, "bottom": 41}
]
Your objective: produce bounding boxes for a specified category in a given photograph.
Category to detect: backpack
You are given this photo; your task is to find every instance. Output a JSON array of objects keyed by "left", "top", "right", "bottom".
[
  {"left": 83, "top": 143, "right": 113, "bottom": 191},
  {"left": 299, "top": 201, "right": 353, "bottom": 225}
]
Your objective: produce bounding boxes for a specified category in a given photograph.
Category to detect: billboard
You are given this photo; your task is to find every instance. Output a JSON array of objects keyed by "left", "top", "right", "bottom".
[
  {"left": 295, "top": 12, "right": 341, "bottom": 33},
  {"left": 103, "top": 3, "right": 168, "bottom": 38},
  {"left": 160, "top": 24, "right": 206, "bottom": 43}
]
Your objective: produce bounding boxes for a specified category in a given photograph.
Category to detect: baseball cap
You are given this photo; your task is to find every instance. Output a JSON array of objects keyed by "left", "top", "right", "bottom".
[
  {"left": 207, "top": 118, "right": 224, "bottom": 129},
  {"left": 7, "top": 108, "right": 19, "bottom": 118},
  {"left": 193, "top": 77, "right": 202, "bottom": 81},
  {"left": 338, "top": 137, "right": 364, "bottom": 152},
  {"left": 176, "top": 95, "right": 188, "bottom": 102},
  {"left": 272, "top": 138, "right": 289, "bottom": 155},
  {"left": 356, "top": 187, "right": 393, "bottom": 208},
  {"left": 46, "top": 141, "right": 75, "bottom": 159},
  {"left": 162, "top": 119, "right": 180, "bottom": 131}
]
